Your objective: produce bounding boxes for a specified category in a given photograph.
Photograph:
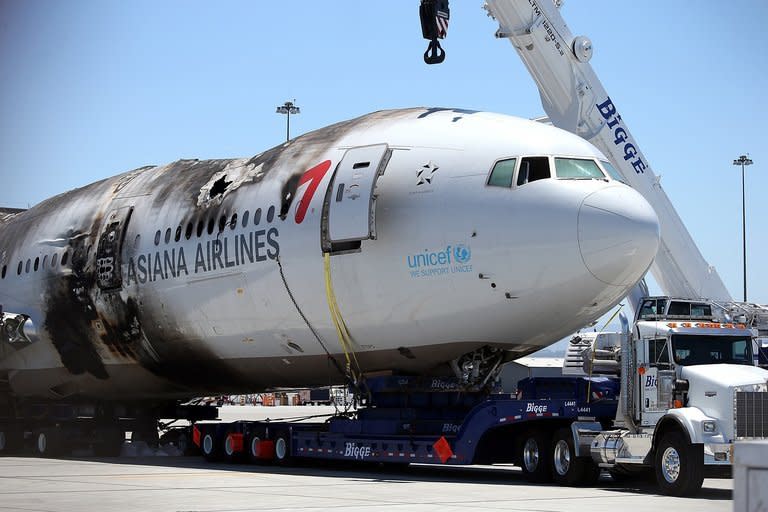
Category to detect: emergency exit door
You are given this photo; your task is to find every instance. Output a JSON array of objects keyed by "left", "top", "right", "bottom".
[
  {"left": 96, "top": 206, "right": 133, "bottom": 290},
  {"left": 326, "top": 144, "right": 390, "bottom": 243}
]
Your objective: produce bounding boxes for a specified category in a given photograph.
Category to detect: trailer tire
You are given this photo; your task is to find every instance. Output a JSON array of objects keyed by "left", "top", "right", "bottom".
[
  {"left": 654, "top": 432, "right": 704, "bottom": 496},
  {"left": 551, "top": 427, "right": 599, "bottom": 486},
  {"left": 223, "top": 433, "right": 244, "bottom": 462},
  {"left": 247, "top": 434, "right": 263, "bottom": 463},
  {"left": 201, "top": 431, "right": 221, "bottom": 462},
  {"left": 34, "top": 428, "right": 63, "bottom": 458},
  {"left": 273, "top": 431, "right": 293, "bottom": 466},
  {"left": 0, "top": 427, "right": 22, "bottom": 455},
  {"left": 519, "top": 431, "right": 552, "bottom": 483}
]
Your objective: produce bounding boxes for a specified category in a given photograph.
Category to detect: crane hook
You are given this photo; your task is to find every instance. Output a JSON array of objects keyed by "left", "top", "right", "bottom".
[{"left": 419, "top": 0, "right": 449, "bottom": 65}]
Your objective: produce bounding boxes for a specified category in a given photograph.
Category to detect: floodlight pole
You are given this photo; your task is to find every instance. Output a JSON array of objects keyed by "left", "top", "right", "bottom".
[
  {"left": 276, "top": 100, "right": 300, "bottom": 142},
  {"left": 733, "top": 154, "right": 753, "bottom": 302}
]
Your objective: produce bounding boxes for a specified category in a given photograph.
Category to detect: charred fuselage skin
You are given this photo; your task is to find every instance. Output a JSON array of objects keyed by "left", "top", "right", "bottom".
[{"left": 0, "top": 108, "right": 659, "bottom": 402}]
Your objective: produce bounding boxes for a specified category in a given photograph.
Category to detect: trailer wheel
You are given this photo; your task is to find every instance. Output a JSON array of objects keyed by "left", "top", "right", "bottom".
[
  {"left": 248, "top": 435, "right": 262, "bottom": 462},
  {"left": 551, "top": 427, "right": 599, "bottom": 486},
  {"left": 34, "top": 428, "right": 63, "bottom": 458},
  {"left": 0, "top": 427, "right": 19, "bottom": 455},
  {"left": 519, "top": 431, "right": 552, "bottom": 483},
  {"left": 201, "top": 431, "right": 221, "bottom": 462},
  {"left": 0, "top": 428, "right": 19, "bottom": 455},
  {"left": 223, "top": 433, "right": 244, "bottom": 462},
  {"left": 654, "top": 432, "right": 703, "bottom": 496},
  {"left": 274, "top": 431, "right": 293, "bottom": 465}
]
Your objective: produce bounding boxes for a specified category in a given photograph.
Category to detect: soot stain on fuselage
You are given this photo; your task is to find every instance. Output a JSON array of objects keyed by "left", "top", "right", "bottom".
[{"left": 44, "top": 227, "right": 109, "bottom": 380}]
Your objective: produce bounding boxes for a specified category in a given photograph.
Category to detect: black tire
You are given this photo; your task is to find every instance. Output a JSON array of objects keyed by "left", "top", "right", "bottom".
[
  {"left": 0, "top": 426, "right": 22, "bottom": 455},
  {"left": 654, "top": 432, "right": 704, "bottom": 496},
  {"left": 273, "top": 431, "right": 293, "bottom": 466},
  {"left": 551, "top": 427, "right": 600, "bottom": 486},
  {"left": 200, "top": 431, "right": 221, "bottom": 462},
  {"left": 519, "top": 430, "right": 552, "bottom": 483},
  {"left": 34, "top": 427, "right": 63, "bottom": 458}
]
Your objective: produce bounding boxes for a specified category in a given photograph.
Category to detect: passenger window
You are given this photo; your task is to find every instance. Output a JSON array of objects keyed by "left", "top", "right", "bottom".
[
  {"left": 487, "top": 159, "right": 516, "bottom": 188},
  {"left": 517, "top": 157, "right": 550, "bottom": 186},
  {"left": 555, "top": 158, "right": 606, "bottom": 180}
]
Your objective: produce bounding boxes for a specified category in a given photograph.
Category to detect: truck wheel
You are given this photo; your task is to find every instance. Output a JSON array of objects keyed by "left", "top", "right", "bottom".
[
  {"left": 654, "top": 432, "right": 704, "bottom": 496},
  {"left": 551, "top": 427, "right": 599, "bottom": 486},
  {"left": 274, "top": 431, "right": 293, "bottom": 466},
  {"left": 519, "top": 431, "right": 552, "bottom": 483},
  {"left": 34, "top": 428, "right": 63, "bottom": 458}
]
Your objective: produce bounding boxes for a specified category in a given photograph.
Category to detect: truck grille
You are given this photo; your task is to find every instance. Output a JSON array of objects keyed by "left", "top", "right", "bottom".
[{"left": 735, "top": 391, "right": 768, "bottom": 438}]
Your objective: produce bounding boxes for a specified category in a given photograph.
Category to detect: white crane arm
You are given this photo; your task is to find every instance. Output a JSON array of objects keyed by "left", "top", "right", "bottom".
[{"left": 483, "top": 0, "right": 732, "bottom": 301}]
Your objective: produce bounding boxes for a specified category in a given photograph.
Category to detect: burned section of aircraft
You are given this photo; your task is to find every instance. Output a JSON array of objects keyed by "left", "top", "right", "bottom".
[{"left": 0, "top": 107, "right": 659, "bottom": 455}]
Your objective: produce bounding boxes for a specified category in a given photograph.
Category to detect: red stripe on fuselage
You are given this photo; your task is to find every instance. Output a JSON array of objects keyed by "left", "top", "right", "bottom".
[{"left": 295, "top": 160, "right": 332, "bottom": 224}]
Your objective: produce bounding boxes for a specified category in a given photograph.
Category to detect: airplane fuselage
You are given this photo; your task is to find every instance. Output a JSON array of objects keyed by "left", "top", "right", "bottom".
[{"left": 0, "top": 108, "right": 659, "bottom": 400}]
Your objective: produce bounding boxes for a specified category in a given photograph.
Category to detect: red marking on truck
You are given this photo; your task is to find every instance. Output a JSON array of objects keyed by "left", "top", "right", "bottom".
[
  {"left": 192, "top": 425, "right": 201, "bottom": 447},
  {"left": 433, "top": 436, "right": 453, "bottom": 463}
]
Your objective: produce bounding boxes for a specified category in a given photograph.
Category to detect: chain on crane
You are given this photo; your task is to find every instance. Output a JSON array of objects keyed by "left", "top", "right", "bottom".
[{"left": 419, "top": 0, "right": 450, "bottom": 64}]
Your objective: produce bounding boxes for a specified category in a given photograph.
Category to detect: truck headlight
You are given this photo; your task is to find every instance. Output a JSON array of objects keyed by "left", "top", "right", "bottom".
[{"left": 702, "top": 420, "right": 717, "bottom": 434}]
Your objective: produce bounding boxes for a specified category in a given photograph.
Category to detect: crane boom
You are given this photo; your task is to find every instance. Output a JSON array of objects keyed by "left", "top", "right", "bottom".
[{"left": 483, "top": 0, "right": 732, "bottom": 301}]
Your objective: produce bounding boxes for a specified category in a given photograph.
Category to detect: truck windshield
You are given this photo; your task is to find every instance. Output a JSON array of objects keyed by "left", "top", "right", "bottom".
[{"left": 671, "top": 334, "right": 753, "bottom": 366}]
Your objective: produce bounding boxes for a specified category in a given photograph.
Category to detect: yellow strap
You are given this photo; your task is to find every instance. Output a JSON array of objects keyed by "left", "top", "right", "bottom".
[{"left": 323, "top": 253, "right": 361, "bottom": 379}]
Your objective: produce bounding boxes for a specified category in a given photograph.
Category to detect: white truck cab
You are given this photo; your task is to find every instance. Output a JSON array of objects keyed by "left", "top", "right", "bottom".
[{"left": 570, "top": 297, "right": 767, "bottom": 495}]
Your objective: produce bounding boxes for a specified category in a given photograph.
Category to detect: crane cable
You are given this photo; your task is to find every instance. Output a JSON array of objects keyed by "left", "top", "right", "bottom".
[
  {"left": 323, "top": 252, "right": 363, "bottom": 386},
  {"left": 586, "top": 303, "right": 624, "bottom": 403}
]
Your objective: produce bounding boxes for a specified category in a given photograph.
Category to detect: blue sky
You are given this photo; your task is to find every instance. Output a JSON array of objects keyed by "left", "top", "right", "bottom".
[{"left": 1, "top": 1, "right": 766, "bottom": 304}]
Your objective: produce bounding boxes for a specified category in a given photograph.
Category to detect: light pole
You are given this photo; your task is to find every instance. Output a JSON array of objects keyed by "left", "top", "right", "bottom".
[
  {"left": 733, "top": 154, "right": 753, "bottom": 302},
  {"left": 276, "top": 100, "right": 300, "bottom": 142}
]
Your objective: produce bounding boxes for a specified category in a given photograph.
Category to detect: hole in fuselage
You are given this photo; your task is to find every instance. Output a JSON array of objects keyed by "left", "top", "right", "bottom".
[{"left": 209, "top": 175, "right": 232, "bottom": 198}]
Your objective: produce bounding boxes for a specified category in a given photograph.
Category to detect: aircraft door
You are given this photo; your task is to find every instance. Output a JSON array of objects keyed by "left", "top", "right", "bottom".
[
  {"left": 324, "top": 144, "right": 390, "bottom": 245},
  {"left": 96, "top": 206, "right": 133, "bottom": 290}
]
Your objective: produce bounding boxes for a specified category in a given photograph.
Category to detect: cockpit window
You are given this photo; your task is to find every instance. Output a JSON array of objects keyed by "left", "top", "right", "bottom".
[
  {"left": 554, "top": 158, "right": 606, "bottom": 180},
  {"left": 517, "top": 157, "right": 550, "bottom": 186},
  {"left": 599, "top": 160, "right": 626, "bottom": 183},
  {"left": 487, "top": 158, "right": 517, "bottom": 188}
]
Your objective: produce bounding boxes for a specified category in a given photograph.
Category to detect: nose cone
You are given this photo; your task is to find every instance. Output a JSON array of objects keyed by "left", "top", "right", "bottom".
[{"left": 578, "top": 186, "right": 660, "bottom": 286}]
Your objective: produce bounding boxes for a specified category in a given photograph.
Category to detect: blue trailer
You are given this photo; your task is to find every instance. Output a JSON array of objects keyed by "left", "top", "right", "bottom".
[{"left": 193, "top": 375, "right": 619, "bottom": 485}]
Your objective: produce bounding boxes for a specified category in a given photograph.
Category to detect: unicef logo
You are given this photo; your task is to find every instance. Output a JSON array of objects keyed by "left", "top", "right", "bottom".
[{"left": 453, "top": 244, "right": 471, "bottom": 264}]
